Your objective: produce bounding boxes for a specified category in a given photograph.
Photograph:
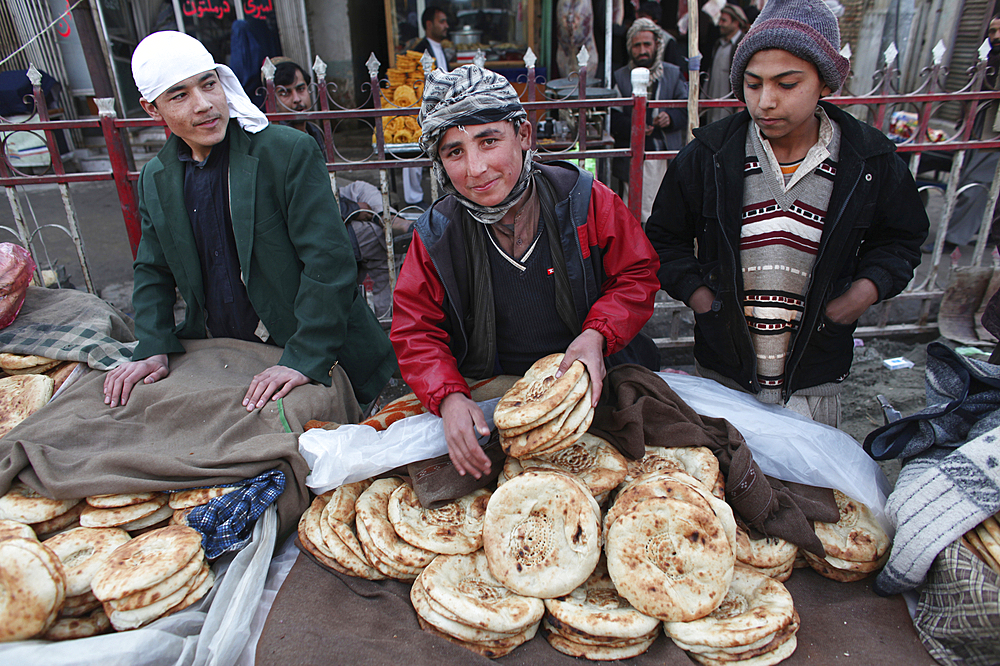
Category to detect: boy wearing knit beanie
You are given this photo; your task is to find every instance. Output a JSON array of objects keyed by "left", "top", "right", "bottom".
[{"left": 646, "top": 0, "right": 928, "bottom": 427}]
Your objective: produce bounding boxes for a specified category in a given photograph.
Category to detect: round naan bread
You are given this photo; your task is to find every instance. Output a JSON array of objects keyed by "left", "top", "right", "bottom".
[
  {"left": 87, "top": 492, "right": 162, "bottom": 509},
  {"left": 60, "top": 590, "right": 103, "bottom": 618},
  {"left": 0, "top": 517, "right": 36, "bottom": 541},
  {"left": 544, "top": 559, "right": 660, "bottom": 640},
  {"left": 812, "top": 490, "right": 890, "bottom": 564},
  {"left": 105, "top": 555, "right": 205, "bottom": 613},
  {"left": 663, "top": 567, "right": 794, "bottom": 649},
  {"left": 80, "top": 494, "right": 169, "bottom": 529},
  {"left": 499, "top": 370, "right": 588, "bottom": 438},
  {"left": 411, "top": 570, "right": 530, "bottom": 644},
  {"left": 483, "top": 470, "right": 601, "bottom": 598},
  {"left": 31, "top": 501, "right": 84, "bottom": 538},
  {"left": 524, "top": 433, "right": 627, "bottom": 497},
  {"left": 688, "top": 633, "right": 798, "bottom": 666},
  {"left": 0, "top": 353, "right": 58, "bottom": 371},
  {"left": 544, "top": 629, "right": 658, "bottom": 660},
  {"left": 388, "top": 484, "right": 489, "bottom": 555},
  {"left": 354, "top": 514, "right": 422, "bottom": 580},
  {"left": 416, "top": 613, "right": 537, "bottom": 659},
  {"left": 356, "top": 479, "right": 435, "bottom": 570},
  {"left": 501, "top": 380, "right": 591, "bottom": 458},
  {"left": 168, "top": 486, "right": 239, "bottom": 510},
  {"left": 606, "top": 496, "right": 734, "bottom": 622},
  {"left": 0, "top": 537, "right": 65, "bottom": 641},
  {"left": 297, "top": 496, "right": 354, "bottom": 577},
  {"left": 42, "top": 608, "right": 110, "bottom": 641},
  {"left": 318, "top": 496, "right": 385, "bottom": 580},
  {"left": 494, "top": 355, "right": 586, "bottom": 431},
  {"left": 420, "top": 550, "right": 545, "bottom": 634},
  {"left": 0, "top": 480, "right": 79, "bottom": 524},
  {"left": 43, "top": 526, "right": 131, "bottom": 597},
  {"left": 90, "top": 525, "right": 203, "bottom": 602},
  {"left": 0, "top": 374, "right": 54, "bottom": 437},
  {"left": 735, "top": 527, "right": 799, "bottom": 570},
  {"left": 627, "top": 446, "right": 723, "bottom": 499}
]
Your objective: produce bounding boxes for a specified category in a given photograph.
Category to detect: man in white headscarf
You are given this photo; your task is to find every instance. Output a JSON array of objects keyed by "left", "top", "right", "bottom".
[
  {"left": 390, "top": 65, "right": 660, "bottom": 479},
  {"left": 104, "top": 31, "right": 395, "bottom": 412}
]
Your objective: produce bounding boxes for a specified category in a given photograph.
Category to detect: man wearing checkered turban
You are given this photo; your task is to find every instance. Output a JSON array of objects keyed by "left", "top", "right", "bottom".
[{"left": 391, "top": 65, "right": 661, "bottom": 478}]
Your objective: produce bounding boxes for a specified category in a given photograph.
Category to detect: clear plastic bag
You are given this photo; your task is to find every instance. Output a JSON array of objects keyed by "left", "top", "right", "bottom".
[{"left": 658, "top": 372, "right": 894, "bottom": 536}]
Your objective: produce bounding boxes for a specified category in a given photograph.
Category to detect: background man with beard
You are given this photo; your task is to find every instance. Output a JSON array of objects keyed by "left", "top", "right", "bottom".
[
  {"left": 271, "top": 58, "right": 326, "bottom": 159},
  {"left": 611, "top": 17, "right": 688, "bottom": 224}
]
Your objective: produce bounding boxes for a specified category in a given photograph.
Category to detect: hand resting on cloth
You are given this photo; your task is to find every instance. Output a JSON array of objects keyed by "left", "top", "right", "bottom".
[{"left": 0, "top": 338, "right": 362, "bottom": 540}]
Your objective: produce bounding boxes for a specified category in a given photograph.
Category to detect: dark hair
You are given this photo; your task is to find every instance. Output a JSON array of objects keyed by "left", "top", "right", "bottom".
[
  {"left": 421, "top": 6, "right": 446, "bottom": 30},
  {"left": 273, "top": 61, "right": 310, "bottom": 88},
  {"left": 637, "top": 2, "right": 662, "bottom": 23}
]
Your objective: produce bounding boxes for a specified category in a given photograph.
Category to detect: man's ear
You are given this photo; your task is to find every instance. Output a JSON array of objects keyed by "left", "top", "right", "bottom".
[
  {"left": 518, "top": 120, "right": 532, "bottom": 149},
  {"left": 819, "top": 84, "right": 834, "bottom": 99},
  {"left": 139, "top": 98, "right": 162, "bottom": 122}
]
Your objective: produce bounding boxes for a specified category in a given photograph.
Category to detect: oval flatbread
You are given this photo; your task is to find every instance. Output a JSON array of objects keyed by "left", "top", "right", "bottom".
[
  {"left": 0, "top": 353, "right": 58, "bottom": 371},
  {"left": 90, "top": 525, "right": 204, "bottom": 602},
  {"left": 80, "top": 494, "right": 169, "bottom": 529},
  {"left": 663, "top": 567, "right": 794, "bottom": 649},
  {"left": 812, "top": 490, "right": 890, "bottom": 564},
  {"left": 42, "top": 608, "right": 110, "bottom": 641},
  {"left": 43, "top": 527, "right": 131, "bottom": 597},
  {"left": 545, "top": 629, "right": 658, "bottom": 660},
  {"left": 0, "top": 374, "right": 54, "bottom": 437},
  {"left": 606, "top": 496, "right": 734, "bottom": 622},
  {"left": 735, "top": 527, "right": 799, "bottom": 570},
  {"left": 0, "top": 480, "right": 78, "bottom": 524},
  {"left": 0, "top": 537, "right": 65, "bottom": 641},
  {"left": 168, "top": 486, "right": 239, "bottom": 510},
  {"left": 87, "top": 492, "right": 163, "bottom": 509},
  {"left": 31, "top": 501, "right": 85, "bottom": 538},
  {"left": 355, "top": 479, "right": 435, "bottom": 570},
  {"left": 0, "top": 517, "right": 36, "bottom": 541},
  {"left": 388, "top": 484, "right": 489, "bottom": 555},
  {"left": 420, "top": 550, "right": 544, "bottom": 634},
  {"left": 499, "top": 370, "right": 588, "bottom": 438},
  {"left": 524, "top": 433, "right": 627, "bottom": 496},
  {"left": 494, "top": 355, "right": 586, "bottom": 431},
  {"left": 105, "top": 556, "right": 205, "bottom": 613},
  {"left": 483, "top": 469, "right": 601, "bottom": 598}
]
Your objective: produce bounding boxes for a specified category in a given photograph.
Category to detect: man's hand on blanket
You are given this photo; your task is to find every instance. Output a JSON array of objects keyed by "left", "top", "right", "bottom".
[
  {"left": 103, "top": 354, "right": 169, "bottom": 407},
  {"left": 243, "top": 364, "right": 309, "bottom": 411},
  {"left": 440, "top": 392, "right": 492, "bottom": 479},
  {"left": 558, "top": 328, "right": 607, "bottom": 407}
]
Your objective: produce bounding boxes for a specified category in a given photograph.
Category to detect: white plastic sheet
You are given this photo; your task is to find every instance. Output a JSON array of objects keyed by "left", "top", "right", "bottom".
[
  {"left": 0, "top": 505, "right": 278, "bottom": 666},
  {"left": 300, "top": 398, "right": 500, "bottom": 495},
  {"left": 658, "top": 372, "right": 893, "bottom": 536}
]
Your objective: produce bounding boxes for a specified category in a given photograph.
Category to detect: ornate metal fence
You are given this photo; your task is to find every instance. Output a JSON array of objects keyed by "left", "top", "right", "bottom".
[{"left": 0, "top": 41, "right": 998, "bottom": 348}]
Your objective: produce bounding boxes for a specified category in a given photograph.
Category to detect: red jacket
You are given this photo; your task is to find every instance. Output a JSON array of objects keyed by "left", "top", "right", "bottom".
[{"left": 390, "top": 162, "right": 660, "bottom": 415}]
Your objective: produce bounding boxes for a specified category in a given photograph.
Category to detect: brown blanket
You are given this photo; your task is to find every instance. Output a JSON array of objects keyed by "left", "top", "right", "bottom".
[
  {"left": 591, "top": 365, "right": 839, "bottom": 556},
  {"left": 0, "top": 338, "right": 361, "bottom": 537},
  {"left": 256, "top": 552, "right": 936, "bottom": 665}
]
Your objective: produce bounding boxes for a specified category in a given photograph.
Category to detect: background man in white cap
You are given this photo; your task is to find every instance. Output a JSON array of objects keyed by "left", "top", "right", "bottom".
[
  {"left": 103, "top": 31, "right": 395, "bottom": 412},
  {"left": 390, "top": 65, "right": 660, "bottom": 479}
]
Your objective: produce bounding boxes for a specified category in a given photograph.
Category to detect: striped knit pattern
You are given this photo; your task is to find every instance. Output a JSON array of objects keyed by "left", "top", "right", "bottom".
[{"left": 741, "top": 124, "right": 840, "bottom": 391}]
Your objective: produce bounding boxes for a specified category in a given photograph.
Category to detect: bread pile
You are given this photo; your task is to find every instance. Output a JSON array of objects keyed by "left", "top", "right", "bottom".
[
  {"left": 0, "top": 530, "right": 66, "bottom": 640},
  {"left": 625, "top": 445, "right": 726, "bottom": 501},
  {"left": 735, "top": 526, "right": 798, "bottom": 582},
  {"left": 41, "top": 526, "right": 130, "bottom": 640},
  {"left": 410, "top": 550, "right": 544, "bottom": 658},
  {"left": 604, "top": 468, "right": 737, "bottom": 622},
  {"left": 0, "top": 481, "right": 83, "bottom": 538},
  {"left": 495, "top": 354, "right": 594, "bottom": 460},
  {"left": 81, "top": 492, "right": 172, "bottom": 534},
  {"left": 963, "top": 511, "right": 1000, "bottom": 574},
  {"left": 542, "top": 559, "right": 661, "bottom": 659},
  {"left": 663, "top": 567, "right": 800, "bottom": 665},
  {"left": 499, "top": 433, "right": 627, "bottom": 504},
  {"left": 483, "top": 469, "right": 601, "bottom": 598},
  {"left": 90, "top": 525, "right": 213, "bottom": 632},
  {"left": 803, "top": 490, "right": 890, "bottom": 582}
]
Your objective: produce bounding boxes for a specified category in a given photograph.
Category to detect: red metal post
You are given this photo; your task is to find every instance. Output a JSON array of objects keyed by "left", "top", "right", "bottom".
[
  {"left": 98, "top": 104, "right": 142, "bottom": 258},
  {"left": 628, "top": 94, "right": 647, "bottom": 223}
]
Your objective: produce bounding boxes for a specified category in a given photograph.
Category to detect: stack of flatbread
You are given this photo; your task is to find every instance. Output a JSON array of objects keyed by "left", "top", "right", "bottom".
[
  {"left": 495, "top": 354, "right": 594, "bottom": 460},
  {"left": 354, "top": 479, "right": 437, "bottom": 580},
  {"left": 81, "top": 492, "right": 172, "bottom": 535},
  {"left": 411, "top": 550, "right": 544, "bottom": 658},
  {"left": 0, "top": 481, "right": 82, "bottom": 538},
  {"left": 499, "top": 433, "right": 626, "bottom": 505},
  {"left": 167, "top": 485, "right": 239, "bottom": 527},
  {"left": 41, "top": 526, "right": 130, "bottom": 640},
  {"left": 624, "top": 445, "right": 726, "bottom": 501},
  {"left": 963, "top": 512, "right": 1000, "bottom": 574},
  {"left": 297, "top": 480, "right": 386, "bottom": 580},
  {"left": 604, "top": 468, "right": 736, "bottom": 622},
  {"left": 483, "top": 469, "right": 601, "bottom": 598},
  {"left": 388, "top": 482, "right": 490, "bottom": 555},
  {"left": 90, "top": 525, "right": 214, "bottom": 631},
  {"left": 0, "top": 352, "right": 61, "bottom": 375},
  {"left": 542, "top": 559, "right": 661, "bottom": 660},
  {"left": 663, "top": 567, "right": 799, "bottom": 665},
  {"left": 735, "top": 526, "right": 798, "bottom": 582},
  {"left": 0, "top": 534, "right": 66, "bottom": 641},
  {"left": 803, "top": 490, "right": 890, "bottom": 582}
]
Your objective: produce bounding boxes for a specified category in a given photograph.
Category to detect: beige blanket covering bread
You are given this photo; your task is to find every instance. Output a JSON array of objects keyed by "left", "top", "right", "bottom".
[{"left": 0, "top": 338, "right": 361, "bottom": 537}]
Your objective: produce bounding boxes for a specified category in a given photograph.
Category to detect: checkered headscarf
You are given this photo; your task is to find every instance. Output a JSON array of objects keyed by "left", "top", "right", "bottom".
[{"left": 418, "top": 65, "right": 535, "bottom": 224}]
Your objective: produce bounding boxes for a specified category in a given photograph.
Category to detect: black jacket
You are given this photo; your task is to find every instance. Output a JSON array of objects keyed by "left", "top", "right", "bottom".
[{"left": 646, "top": 102, "right": 929, "bottom": 399}]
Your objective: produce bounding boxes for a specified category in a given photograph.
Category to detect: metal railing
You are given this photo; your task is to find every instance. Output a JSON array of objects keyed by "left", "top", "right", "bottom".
[{"left": 0, "top": 41, "right": 998, "bottom": 348}]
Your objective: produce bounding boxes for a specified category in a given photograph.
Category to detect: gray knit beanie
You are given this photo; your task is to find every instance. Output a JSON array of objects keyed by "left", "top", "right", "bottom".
[{"left": 729, "top": 0, "right": 850, "bottom": 101}]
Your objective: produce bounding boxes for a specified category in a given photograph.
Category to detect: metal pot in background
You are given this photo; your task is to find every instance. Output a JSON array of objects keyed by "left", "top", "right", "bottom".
[{"left": 452, "top": 26, "right": 483, "bottom": 46}]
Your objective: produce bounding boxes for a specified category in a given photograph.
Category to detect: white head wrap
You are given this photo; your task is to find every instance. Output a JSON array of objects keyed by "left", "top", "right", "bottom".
[{"left": 131, "top": 31, "right": 268, "bottom": 133}]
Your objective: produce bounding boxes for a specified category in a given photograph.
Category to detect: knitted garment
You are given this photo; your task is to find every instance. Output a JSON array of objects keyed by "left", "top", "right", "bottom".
[
  {"left": 740, "top": 110, "right": 840, "bottom": 398},
  {"left": 729, "top": 0, "right": 850, "bottom": 100}
]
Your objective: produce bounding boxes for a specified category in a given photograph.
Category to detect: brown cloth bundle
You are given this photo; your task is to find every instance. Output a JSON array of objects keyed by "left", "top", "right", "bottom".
[{"left": 589, "top": 365, "right": 838, "bottom": 556}]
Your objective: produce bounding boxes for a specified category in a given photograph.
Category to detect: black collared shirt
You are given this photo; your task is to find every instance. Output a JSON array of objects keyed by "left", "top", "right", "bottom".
[{"left": 179, "top": 133, "right": 260, "bottom": 342}]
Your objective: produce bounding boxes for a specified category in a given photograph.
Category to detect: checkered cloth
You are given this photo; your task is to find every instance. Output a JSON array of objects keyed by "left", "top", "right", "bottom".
[
  {"left": 0, "top": 286, "right": 136, "bottom": 370},
  {"left": 914, "top": 539, "right": 1000, "bottom": 665},
  {"left": 183, "top": 469, "right": 285, "bottom": 559}
]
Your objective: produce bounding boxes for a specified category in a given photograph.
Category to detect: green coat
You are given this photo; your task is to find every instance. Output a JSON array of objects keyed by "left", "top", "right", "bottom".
[{"left": 132, "top": 120, "right": 396, "bottom": 404}]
